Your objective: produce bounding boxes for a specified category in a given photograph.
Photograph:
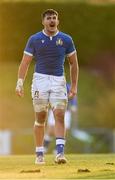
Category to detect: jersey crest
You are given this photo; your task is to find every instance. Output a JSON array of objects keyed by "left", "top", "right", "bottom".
[{"left": 56, "top": 38, "right": 63, "bottom": 46}]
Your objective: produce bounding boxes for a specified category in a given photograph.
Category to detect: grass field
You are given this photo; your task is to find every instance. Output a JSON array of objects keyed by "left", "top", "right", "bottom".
[{"left": 0, "top": 154, "right": 115, "bottom": 179}]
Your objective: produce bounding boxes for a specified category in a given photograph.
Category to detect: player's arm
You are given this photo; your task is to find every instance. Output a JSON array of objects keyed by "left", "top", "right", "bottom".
[
  {"left": 16, "top": 54, "right": 33, "bottom": 97},
  {"left": 68, "top": 52, "right": 79, "bottom": 99}
]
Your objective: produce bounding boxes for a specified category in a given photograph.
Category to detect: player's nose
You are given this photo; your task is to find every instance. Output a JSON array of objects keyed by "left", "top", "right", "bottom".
[{"left": 50, "top": 19, "right": 54, "bottom": 23}]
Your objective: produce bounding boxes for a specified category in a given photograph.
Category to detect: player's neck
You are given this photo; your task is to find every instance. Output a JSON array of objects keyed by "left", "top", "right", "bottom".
[{"left": 43, "top": 29, "right": 59, "bottom": 37}]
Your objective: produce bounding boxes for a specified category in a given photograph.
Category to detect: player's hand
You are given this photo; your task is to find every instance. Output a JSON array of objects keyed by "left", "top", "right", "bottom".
[
  {"left": 15, "top": 79, "right": 24, "bottom": 97},
  {"left": 68, "top": 86, "right": 77, "bottom": 99}
]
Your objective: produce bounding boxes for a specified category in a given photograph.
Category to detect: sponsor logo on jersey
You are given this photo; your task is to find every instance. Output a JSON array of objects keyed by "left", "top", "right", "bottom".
[{"left": 41, "top": 40, "right": 45, "bottom": 43}]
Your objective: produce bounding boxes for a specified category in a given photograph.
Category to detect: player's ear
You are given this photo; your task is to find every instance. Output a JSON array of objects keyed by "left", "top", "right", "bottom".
[
  {"left": 57, "top": 19, "right": 59, "bottom": 26},
  {"left": 42, "top": 20, "right": 44, "bottom": 26}
]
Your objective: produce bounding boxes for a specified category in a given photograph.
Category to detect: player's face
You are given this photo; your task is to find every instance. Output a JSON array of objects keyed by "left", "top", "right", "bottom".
[{"left": 42, "top": 14, "right": 59, "bottom": 34}]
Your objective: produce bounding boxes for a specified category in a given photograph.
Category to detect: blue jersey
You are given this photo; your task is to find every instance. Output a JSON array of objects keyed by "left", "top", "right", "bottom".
[{"left": 24, "top": 30, "right": 76, "bottom": 76}]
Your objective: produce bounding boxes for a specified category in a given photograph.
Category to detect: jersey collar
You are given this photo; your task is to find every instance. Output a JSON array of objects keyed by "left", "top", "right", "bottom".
[{"left": 42, "top": 30, "right": 59, "bottom": 37}]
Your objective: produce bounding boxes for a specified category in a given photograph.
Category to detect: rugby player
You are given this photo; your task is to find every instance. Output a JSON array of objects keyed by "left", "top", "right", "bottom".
[{"left": 16, "top": 9, "right": 79, "bottom": 164}]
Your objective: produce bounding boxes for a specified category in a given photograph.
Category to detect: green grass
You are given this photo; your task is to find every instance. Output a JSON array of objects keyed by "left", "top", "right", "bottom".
[{"left": 0, "top": 154, "right": 115, "bottom": 179}]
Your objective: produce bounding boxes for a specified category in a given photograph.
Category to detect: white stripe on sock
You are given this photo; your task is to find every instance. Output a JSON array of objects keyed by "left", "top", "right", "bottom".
[
  {"left": 56, "top": 139, "right": 65, "bottom": 145},
  {"left": 36, "top": 146, "right": 44, "bottom": 152}
]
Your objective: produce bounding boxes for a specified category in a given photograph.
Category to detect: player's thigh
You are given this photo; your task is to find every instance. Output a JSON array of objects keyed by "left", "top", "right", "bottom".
[
  {"left": 50, "top": 76, "right": 67, "bottom": 100},
  {"left": 31, "top": 73, "right": 50, "bottom": 98},
  {"left": 31, "top": 73, "right": 49, "bottom": 112},
  {"left": 50, "top": 76, "right": 68, "bottom": 110}
]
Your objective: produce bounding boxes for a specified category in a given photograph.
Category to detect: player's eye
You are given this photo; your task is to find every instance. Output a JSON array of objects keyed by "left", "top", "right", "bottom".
[
  {"left": 47, "top": 17, "right": 51, "bottom": 20},
  {"left": 53, "top": 16, "right": 56, "bottom": 20}
]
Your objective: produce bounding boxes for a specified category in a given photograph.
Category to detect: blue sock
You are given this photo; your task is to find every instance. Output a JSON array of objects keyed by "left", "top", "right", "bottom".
[
  {"left": 56, "top": 138, "right": 65, "bottom": 155},
  {"left": 56, "top": 144, "right": 64, "bottom": 154},
  {"left": 36, "top": 151, "right": 43, "bottom": 157}
]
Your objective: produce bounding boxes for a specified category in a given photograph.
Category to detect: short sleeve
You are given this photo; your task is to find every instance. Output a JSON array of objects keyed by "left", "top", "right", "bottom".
[
  {"left": 24, "top": 36, "right": 35, "bottom": 56},
  {"left": 66, "top": 37, "right": 76, "bottom": 57}
]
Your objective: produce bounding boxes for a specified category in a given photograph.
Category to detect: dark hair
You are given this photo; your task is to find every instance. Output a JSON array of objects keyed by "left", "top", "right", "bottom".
[{"left": 41, "top": 9, "right": 58, "bottom": 19}]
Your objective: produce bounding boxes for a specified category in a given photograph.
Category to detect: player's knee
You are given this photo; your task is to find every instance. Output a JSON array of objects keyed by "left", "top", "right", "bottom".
[
  {"left": 36, "top": 111, "right": 47, "bottom": 120},
  {"left": 34, "top": 120, "right": 45, "bottom": 127},
  {"left": 34, "top": 111, "right": 47, "bottom": 127},
  {"left": 54, "top": 109, "right": 65, "bottom": 121},
  {"left": 51, "top": 101, "right": 66, "bottom": 121}
]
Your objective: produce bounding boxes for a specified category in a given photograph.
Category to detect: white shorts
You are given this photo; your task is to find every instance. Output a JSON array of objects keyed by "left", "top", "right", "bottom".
[
  {"left": 31, "top": 73, "right": 68, "bottom": 111},
  {"left": 48, "top": 109, "right": 71, "bottom": 130}
]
